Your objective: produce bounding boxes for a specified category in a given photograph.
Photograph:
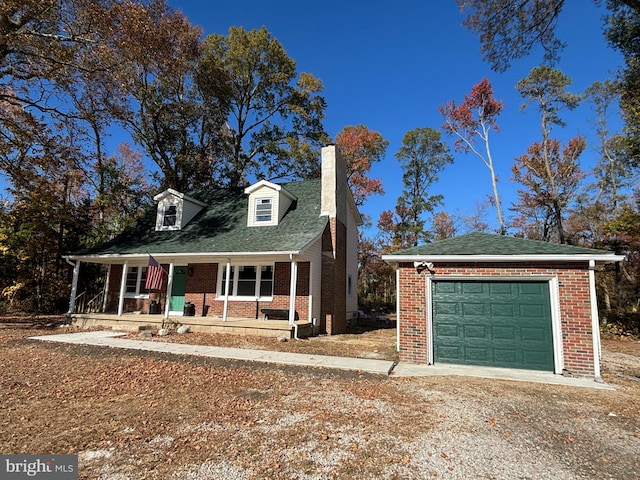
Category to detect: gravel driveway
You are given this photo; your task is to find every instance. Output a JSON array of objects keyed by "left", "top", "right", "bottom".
[{"left": 1, "top": 327, "right": 638, "bottom": 479}]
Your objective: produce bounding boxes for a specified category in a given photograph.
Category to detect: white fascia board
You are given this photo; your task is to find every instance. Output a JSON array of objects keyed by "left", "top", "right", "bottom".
[
  {"left": 65, "top": 250, "right": 302, "bottom": 263},
  {"left": 244, "top": 179, "right": 281, "bottom": 194},
  {"left": 153, "top": 188, "right": 183, "bottom": 202},
  {"left": 381, "top": 254, "right": 626, "bottom": 264},
  {"left": 245, "top": 180, "right": 297, "bottom": 201},
  {"left": 153, "top": 188, "right": 207, "bottom": 207}
]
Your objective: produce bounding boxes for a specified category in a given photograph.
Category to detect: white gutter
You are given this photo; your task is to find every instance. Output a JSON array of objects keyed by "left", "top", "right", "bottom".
[
  {"left": 381, "top": 254, "right": 625, "bottom": 263},
  {"left": 64, "top": 250, "right": 302, "bottom": 263}
]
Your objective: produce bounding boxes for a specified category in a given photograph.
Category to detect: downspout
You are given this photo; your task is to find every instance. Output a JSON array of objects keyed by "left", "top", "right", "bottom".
[
  {"left": 589, "top": 260, "right": 603, "bottom": 380},
  {"left": 223, "top": 260, "right": 231, "bottom": 322},
  {"left": 289, "top": 254, "right": 299, "bottom": 339},
  {"left": 164, "top": 263, "right": 175, "bottom": 322},
  {"left": 118, "top": 261, "right": 128, "bottom": 316},
  {"left": 65, "top": 258, "right": 80, "bottom": 314}
]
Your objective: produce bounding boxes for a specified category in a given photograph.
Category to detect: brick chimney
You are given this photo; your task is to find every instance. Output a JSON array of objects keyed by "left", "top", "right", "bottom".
[{"left": 320, "top": 145, "right": 348, "bottom": 334}]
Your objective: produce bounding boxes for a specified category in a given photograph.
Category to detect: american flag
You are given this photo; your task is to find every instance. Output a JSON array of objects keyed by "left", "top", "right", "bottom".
[{"left": 145, "top": 255, "right": 164, "bottom": 291}]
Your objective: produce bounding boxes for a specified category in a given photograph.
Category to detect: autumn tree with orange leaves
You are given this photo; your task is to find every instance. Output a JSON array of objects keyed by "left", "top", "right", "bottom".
[
  {"left": 335, "top": 125, "right": 388, "bottom": 213},
  {"left": 511, "top": 137, "right": 586, "bottom": 242},
  {"left": 514, "top": 66, "right": 582, "bottom": 244},
  {"left": 440, "top": 78, "right": 506, "bottom": 234}
]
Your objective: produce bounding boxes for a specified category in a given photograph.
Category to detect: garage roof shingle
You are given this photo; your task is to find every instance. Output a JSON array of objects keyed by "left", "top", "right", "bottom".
[{"left": 388, "top": 232, "right": 617, "bottom": 257}]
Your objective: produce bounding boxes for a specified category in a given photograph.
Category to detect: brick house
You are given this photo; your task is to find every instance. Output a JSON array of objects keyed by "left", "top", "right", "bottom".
[
  {"left": 65, "top": 146, "right": 361, "bottom": 337},
  {"left": 382, "top": 233, "right": 623, "bottom": 379}
]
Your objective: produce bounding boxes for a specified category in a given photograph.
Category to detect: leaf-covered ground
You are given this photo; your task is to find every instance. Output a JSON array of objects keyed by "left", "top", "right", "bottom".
[{"left": 1, "top": 326, "right": 638, "bottom": 479}]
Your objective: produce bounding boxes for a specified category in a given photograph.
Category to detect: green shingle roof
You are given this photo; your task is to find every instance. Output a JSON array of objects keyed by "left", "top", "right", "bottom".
[
  {"left": 386, "top": 232, "right": 617, "bottom": 257},
  {"left": 76, "top": 179, "right": 327, "bottom": 257}
]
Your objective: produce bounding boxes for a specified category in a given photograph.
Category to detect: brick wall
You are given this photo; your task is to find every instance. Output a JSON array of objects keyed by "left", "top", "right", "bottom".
[
  {"left": 184, "top": 263, "right": 218, "bottom": 316},
  {"left": 397, "top": 262, "right": 597, "bottom": 376},
  {"left": 105, "top": 260, "right": 313, "bottom": 321},
  {"left": 184, "top": 262, "right": 310, "bottom": 320},
  {"left": 104, "top": 264, "right": 123, "bottom": 312},
  {"left": 321, "top": 219, "right": 347, "bottom": 335},
  {"left": 104, "top": 264, "right": 163, "bottom": 314}
]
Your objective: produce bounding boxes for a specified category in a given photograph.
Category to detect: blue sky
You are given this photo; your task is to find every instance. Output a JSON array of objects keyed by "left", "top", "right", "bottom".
[
  {"left": 164, "top": 0, "right": 624, "bottom": 238},
  {"left": 3, "top": 1, "right": 622, "bottom": 240}
]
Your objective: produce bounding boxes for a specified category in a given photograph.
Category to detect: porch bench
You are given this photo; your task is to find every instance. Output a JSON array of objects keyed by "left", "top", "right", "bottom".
[{"left": 260, "top": 308, "right": 299, "bottom": 321}]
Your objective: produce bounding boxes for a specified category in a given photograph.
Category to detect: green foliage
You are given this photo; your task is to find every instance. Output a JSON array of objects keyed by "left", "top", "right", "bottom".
[
  {"left": 601, "top": 310, "right": 640, "bottom": 337},
  {"left": 393, "top": 127, "right": 453, "bottom": 247},
  {"left": 0, "top": 3, "right": 333, "bottom": 315},
  {"left": 605, "top": 0, "right": 640, "bottom": 167},
  {"left": 357, "top": 235, "right": 395, "bottom": 311},
  {"left": 457, "top": 0, "right": 566, "bottom": 73},
  {"left": 201, "top": 26, "right": 329, "bottom": 187},
  {"left": 513, "top": 67, "right": 583, "bottom": 244},
  {"left": 516, "top": 66, "right": 581, "bottom": 130},
  {"left": 458, "top": 0, "right": 640, "bottom": 171}
]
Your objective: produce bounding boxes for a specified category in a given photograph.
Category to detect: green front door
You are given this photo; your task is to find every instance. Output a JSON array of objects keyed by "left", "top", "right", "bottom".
[
  {"left": 432, "top": 280, "right": 554, "bottom": 371},
  {"left": 169, "top": 266, "right": 188, "bottom": 312}
]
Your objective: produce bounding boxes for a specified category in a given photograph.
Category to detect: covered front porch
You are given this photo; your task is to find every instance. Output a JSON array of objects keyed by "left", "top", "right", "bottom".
[
  {"left": 65, "top": 250, "right": 322, "bottom": 339},
  {"left": 68, "top": 312, "right": 314, "bottom": 339}
]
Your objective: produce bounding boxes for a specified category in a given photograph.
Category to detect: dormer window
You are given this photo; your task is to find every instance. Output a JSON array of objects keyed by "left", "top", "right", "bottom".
[
  {"left": 154, "top": 188, "right": 207, "bottom": 232},
  {"left": 245, "top": 180, "right": 296, "bottom": 227},
  {"left": 162, "top": 205, "right": 178, "bottom": 227},
  {"left": 255, "top": 198, "right": 272, "bottom": 223}
]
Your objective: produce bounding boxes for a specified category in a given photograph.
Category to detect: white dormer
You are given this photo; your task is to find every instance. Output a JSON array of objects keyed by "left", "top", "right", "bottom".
[
  {"left": 154, "top": 188, "right": 207, "bottom": 231},
  {"left": 244, "top": 180, "right": 296, "bottom": 227}
]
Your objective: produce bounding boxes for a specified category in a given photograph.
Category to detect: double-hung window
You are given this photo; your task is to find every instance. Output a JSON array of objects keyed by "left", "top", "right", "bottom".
[
  {"left": 125, "top": 266, "right": 150, "bottom": 297},
  {"left": 219, "top": 264, "right": 274, "bottom": 299},
  {"left": 255, "top": 198, "right": 272, "bottom": 223},
  {"left": 162, "top": 205, "right": 178, "bottom": 227}
]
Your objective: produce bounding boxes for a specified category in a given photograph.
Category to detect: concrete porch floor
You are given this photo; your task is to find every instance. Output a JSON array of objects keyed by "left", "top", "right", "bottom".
[{"left": 68, "top": 312, "right": 314, "bottom": 338}]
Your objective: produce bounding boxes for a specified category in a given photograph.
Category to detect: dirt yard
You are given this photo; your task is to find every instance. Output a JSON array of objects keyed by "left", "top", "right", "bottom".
[{"left": 1, "top": 325, "right": 638, "bottom": 479}]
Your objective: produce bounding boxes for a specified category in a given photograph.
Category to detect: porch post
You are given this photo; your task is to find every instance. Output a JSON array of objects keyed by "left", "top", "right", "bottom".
[
  {"left": 288, "top": 257, "right": 298, "bottom": 325},
  {"left": 102, "top": 265, "right": 111, "bottom": 313},
  {"left": 67, "top": 260, "right": 81, "bottom": 314},
  {"left": 223, "top": 260, "right": 231, "bottom": 322},
  {"left": 118, "top": 261, "right": 128, "bottom": 316},
  {"left": 164, "top": 263, "right": 175, "bottom": 319},
  {"left": 589, "top": 260, "right": 602, "bottom": 379}
]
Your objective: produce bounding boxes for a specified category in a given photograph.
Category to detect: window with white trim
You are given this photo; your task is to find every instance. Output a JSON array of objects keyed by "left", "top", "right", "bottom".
[
  {"left": 218, "top": 264, "right": 274, "bottom": 299},
  {"left": 162, "top": 205, "right": 178, "bottom": 227},
  {"left": 125, "top": 266, "right": 150, "bottom": 297},
  {"left": 255, "top": 198, "right": 272, "bottom": 222}
]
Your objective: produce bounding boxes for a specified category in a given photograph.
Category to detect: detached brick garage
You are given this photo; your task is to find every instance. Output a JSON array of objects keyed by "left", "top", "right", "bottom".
[{"left": 382, "top": 233, "right": 624, "bottom": 379}]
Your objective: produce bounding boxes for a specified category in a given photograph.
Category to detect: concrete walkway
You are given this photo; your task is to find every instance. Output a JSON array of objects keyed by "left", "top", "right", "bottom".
[{"left": 30, "top": 331, "right": 613, "bottom": 389}]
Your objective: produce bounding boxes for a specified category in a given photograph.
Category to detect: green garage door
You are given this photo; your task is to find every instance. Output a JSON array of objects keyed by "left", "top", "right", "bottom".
[{"left": 432, "top": 280, "right": 554, "bottom": 371}]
